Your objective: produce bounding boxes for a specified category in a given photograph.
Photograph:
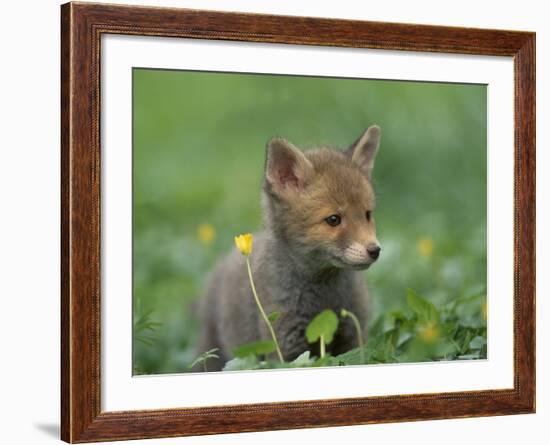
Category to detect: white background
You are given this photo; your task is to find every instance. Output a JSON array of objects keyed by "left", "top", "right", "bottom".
[
  {"left": 0, "top": 0, "right": 546, "bottom": 444},
  {"left": 102, "top": 35, "right": 514, "bottom": 410}
]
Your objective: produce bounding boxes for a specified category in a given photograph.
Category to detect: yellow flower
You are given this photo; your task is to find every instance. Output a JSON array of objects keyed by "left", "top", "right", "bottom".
[
  {"left": 234, "top": 233, "right": 253, "bottom": 256},
  {"left": 419, "top": 322, "right": 439, "bottom": 343},
  {"left": 197, "top": 224, "right": 216, "bottom": 245},
  {"left": 417, "top": 237, "right": 434, "bottom": 257},
  {"left": 482, "top": 302, "right": 487, "bottom": 320}
]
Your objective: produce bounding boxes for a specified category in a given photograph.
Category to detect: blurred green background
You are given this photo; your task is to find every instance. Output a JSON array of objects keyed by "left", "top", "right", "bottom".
[{"left": 133, "top": 68, "right": 487, "bottom": 375}]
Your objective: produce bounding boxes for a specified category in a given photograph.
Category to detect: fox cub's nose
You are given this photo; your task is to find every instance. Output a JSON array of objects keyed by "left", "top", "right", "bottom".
[{"left": 367, "top": 245, "right": 381, "bottom": 260}]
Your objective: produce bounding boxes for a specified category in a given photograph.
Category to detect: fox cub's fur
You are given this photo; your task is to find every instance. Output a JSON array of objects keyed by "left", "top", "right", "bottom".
[{"left": 196, "top": 126, "right": 382, "bottom": 370}]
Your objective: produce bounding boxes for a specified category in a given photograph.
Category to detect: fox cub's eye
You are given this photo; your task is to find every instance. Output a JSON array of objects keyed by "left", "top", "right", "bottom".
[
  {"left": 366, "top": 211, "right": 372, "bottom": 222},
  {"left": 325, "top": 214, "right": 342, "bottom": 227}
]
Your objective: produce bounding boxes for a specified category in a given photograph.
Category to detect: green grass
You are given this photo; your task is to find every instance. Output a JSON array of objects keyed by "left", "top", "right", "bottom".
[
  {"left": 221, "top": 289, "right": 487, "bottom": 371},
  {"left": 132, "top": 68, "right": 487, "bottom": 375}
]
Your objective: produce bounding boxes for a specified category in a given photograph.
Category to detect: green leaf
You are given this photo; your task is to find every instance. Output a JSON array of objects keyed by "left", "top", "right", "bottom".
[
  {"left": 313, "top": 355, "right": 341, "bottom": 367},
  {"left": 469, "top": 335, "right": 487, "bottom": 350},
  {"left": 290, "top": 351, "right": 316, "bottom": 367},
  {"left": 461, "top": 330, "right": 474, "bottom": 354},
  {"left": 188, "top": 348, "right": 219, "bottom": 369},
  {"left": 305, "top": 309, "right": 339, "bottom": 345},
  {"left": 334, "top": 345, "right": 373, "bottom": 365},
  {"left": 407, "top": 289, "right": 440, "bottom": 324},
  {"left": 233, "top": 340, "right": 276, "bottom": 358},
  {"left": 135, "top": 336, "right": 154, "bottom": 347},
  {"left": 267, "top": 311, "right": 281, "bottom": 323},
  {"left": 396, "top": 331, "right": 413, "bottom": 348},
  {"left": 134, "top": 309, "right": 162, "bottom": 333},
  {"left": 222, "top": 355, "right": 259, "bottom": 371}
]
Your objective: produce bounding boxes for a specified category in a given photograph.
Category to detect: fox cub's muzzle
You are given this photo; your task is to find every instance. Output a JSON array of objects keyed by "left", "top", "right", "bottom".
[{"left": 367, "top": 244, "right": 381, "bottom": 260}]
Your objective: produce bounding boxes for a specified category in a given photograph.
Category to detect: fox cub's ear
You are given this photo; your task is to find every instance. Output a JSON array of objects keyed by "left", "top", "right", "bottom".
[
  {"left": 347, "top": 125, "right": 381, "bottom": 180},
  {"left": 265, "top": 138, "right": 313, "bottom": 193}
]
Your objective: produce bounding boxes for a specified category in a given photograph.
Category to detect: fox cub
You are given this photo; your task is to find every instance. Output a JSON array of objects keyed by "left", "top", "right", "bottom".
[{"left": 196, "top": 126, "right": 382, "bottom": 370}]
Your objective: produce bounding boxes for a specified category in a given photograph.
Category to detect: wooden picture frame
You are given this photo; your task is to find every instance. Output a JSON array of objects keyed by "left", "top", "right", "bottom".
[{"left": 61, "top": 2, "right": 535, "bottom": 442}]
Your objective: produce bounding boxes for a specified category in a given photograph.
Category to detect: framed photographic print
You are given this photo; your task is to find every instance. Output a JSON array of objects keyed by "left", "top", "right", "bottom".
[{"left": 61, "top": 2, "right": 536, "bottom": 442}]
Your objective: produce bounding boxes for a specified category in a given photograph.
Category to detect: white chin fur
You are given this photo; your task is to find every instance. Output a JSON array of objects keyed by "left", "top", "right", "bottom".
[{"left": 343, "top": 242, "right": 369, "bottom": 264}]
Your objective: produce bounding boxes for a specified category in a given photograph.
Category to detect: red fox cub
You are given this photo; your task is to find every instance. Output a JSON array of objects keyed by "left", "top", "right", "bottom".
[{"left": 196, "top": 126, "right": 382, "bottom": 370}]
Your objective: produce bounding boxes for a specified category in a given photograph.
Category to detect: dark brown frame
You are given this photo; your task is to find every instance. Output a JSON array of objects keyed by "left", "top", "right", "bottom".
[{"left": 61, "top": 1, "right": 536, "bottom": 442}]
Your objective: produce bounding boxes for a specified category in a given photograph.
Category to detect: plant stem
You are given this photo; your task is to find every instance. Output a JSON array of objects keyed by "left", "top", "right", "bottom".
[
  {"left": 320, "top": 334, "right": 325, "bottom": 358},
  {"left": 246, "top": 257, "right": 284, "bottom": 363},
  {"left": 342, "top": 309, "right": 365, "bottom": 364}
]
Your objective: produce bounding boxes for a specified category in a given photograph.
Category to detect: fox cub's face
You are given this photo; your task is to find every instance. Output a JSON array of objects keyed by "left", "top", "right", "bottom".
[{"left": 263, "top": 126, "right": 382, "bottom": 270}]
